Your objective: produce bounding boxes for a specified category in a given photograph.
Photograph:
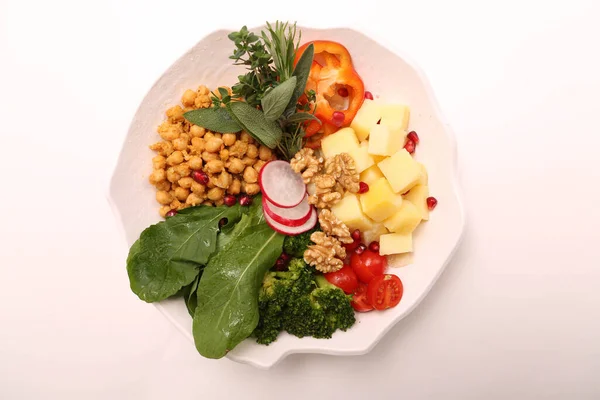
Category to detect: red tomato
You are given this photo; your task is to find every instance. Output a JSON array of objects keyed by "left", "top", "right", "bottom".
[
  {"left": 367, "top": 274, "right": 403, "bottom": 310},
  {"left": 350, "top": 249, "right": 387, "bottom": 283},
  {"left": 324, "top": 266, "right": 358, "bottom": 294},
  {"left": 351, "top": 282, "right": 373, "bottom": 312}
]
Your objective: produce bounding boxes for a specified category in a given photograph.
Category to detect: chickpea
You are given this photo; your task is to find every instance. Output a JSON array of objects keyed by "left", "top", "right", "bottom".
[
  {"left": 170, "top": 199, "right": 182, "bottom": 210},
  {"left": 189, "top": 137, "right": 205, "bottom": 154},
  {"left": 159, "top": 205, "right": 172, "bottom": 218},
  {"left": 178, "top": 176, "right": 194, "bottom": 189},
  {"left": 244, "top": 183, "right": 260, "bottom": 195},
  {"left": 215, "top": 171, "right": 232, "bottom": 189},
  {"left": 258, "top": 145, "right": 272, "bottom": 161},
  {"left": 205, "top": 159, "right": 224, "bottom": 174},
  {"left": 186, "top": 193, "right": 203, "bottom": 206},
  {"left": 156, "top": 190, "right": 173, "bottom": 205},
  {"left": 213, "top": 133, "right": 222, "bottom": 139},
  {"left": 188, "top": 156, "right": 203, "bottom": 170},
  {"left": 191, "top": 181, "right": 206, "bottom": 194},
  {"left": 220, "top": 149, "right": 229, "bottom": 161},
  {"left": 202, "top": 151, "right": 219, "bottom": 162},
  {"left": 181, "top": 89, "right": 197, "bottom": 107},
  {"left": 190, "top": 125, "right": 205, "bottom": 138},
  {"left": 173, "top": 164, "right": 191, "bottom": 177},
  {"left": 243, "top": 166, "right": 258, "bottom": 183},
  {"left": 214, "top": 199, "right": 225, "bottom": 207},
  {"left": 205, "top": 138, "right": 224, "bottom": 153},
  {"left": 228, "top": 178, "right": 241, "bottom": 195},
  {"left": 222, "top": 133, "right": 236, "bottom": 146},
  {"left": 149, "top": 141, "right": 174, "bottom": 157},
  {"left": 241, "top": 156, "right": 255, "bottom": 166},
  {"left": 166, "top": 105, "right": 184, "bottom": 123},
  {"left": 158, "top": 123, "right": 180, "bottom": 141},
  {"left": 202, "top": 201, "right": 214, "bottom": 207},
  {"left": 166, "top": 151, "right": 184, "bottom": 166},
  {"left": 197, "top": 85, "right": 210, "bottom": 96},
  {"left": 149, "top": 169, "right": 166, "bottom": 185},
  {"left": 166, "top": 167, "right": 181, "bottom": 183},
  {"left": 240, "top": 131, "right": 254, "bottom": 143},
  {"left": 227, "top": 158, "right": 245, "bottom": 174},
  {"left": 194, "top": 94, "right": 211, "bottom": 108},
  {"left": 229, "top": 140, "right": 248, "bottom": 158},
  {"left": 207, "top": 187, "right": 225, "bottom": 201},
  {"left": 174, "top": 186, "right": 190, "bottom": 201},
  {"left": 152, "top": 155, "right": 166, "bottom": 170},
  {"left": 204, "top": 131, "right": 214, "bottom": 140},
  {"left": 253, "top": 160, "right": 267, "bottom": 173},
  {"left": 246, "top": 144, "right": 259, "bottom": 159},
  {"left": 156, "top": 180, "right": 171, "bottom": 191},
  {"left": 173, "top": 137, "right": 188, "bottom": 151}
]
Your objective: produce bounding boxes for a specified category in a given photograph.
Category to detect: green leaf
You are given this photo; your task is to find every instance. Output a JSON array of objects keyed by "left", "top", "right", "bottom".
[
  {"left": 192, "top": 207, "right": 284, "bottom": 359},
  {"left": 284, "top": 112, "right": 321, "bottom": 125},
  {"left": 184, "top": 108, "right": 242, "bottom": 133},
  {"left": 126, "top": 205, "right": 243, "bottom": 303},
  {"left": 286, "top": 43, "right": 314, "bottom": 113},
  {"left": 182, "top": 274, "right": 201, "bottom": 317},
  {"left": 227, "top": 102, "right": 283, "bottom": 148},
  {"left": 260, "top": 76, "right": 297, "bottom": 121}
]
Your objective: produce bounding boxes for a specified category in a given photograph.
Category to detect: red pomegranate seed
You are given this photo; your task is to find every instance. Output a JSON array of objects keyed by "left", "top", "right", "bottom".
[
  {"left": 364, "top": 91, "right": 374, "bottom": 100},
  {"left": 191, "top": 170, "right": 209, "bottom": 185},
  {"left": 223, "top": 195, "right": 237, "bottom": 207},
  {"left": 337, "top": 87, "right": 349, "bottom": 97},
  {"left": 239, "top": 195, "right": 253, "bottom": 206},
  {"left": 358, "top": 182, "right": 369, "bottom": 194},
  {"left": 368, "top": 241, "right": 380, "bottom": 252},
  {"left": 404, "top": 139, "right": 416, "bottom": 154},
  {"left": 355, "top": 243, "right": 367, "bottom": 255},
  {"left": 351, "top": 229, "right": 361, "bottom": 241},
  {"left": 165, "top": 209, "right": 177, "bottom": 218},
  {"left": 407, "top": 131, "right": 420, "bottom": 144},
  {"left": 332, "top": 111, "right": 345, "bottom": 127},
  {"left": 219, "top": 217, "right": 228, "bottom": 228},
  {"left": 275, "top": 258, "right": 288, "bottom": 271},
  {"left": 279, "top": 252, "right": 290, "bottom": 262},
  {"left": 427, "top": 196, "right": 438, "bottom": 210}
]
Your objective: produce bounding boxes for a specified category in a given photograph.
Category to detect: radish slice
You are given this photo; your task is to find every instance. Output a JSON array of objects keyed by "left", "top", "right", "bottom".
[
  {"left": 265, "top": 207, "right": 317, "bottom": 236},
  {"left": 259, "top": 160, "right": 306, "bottom": 209},
  {"left": 263, "top": 195, "right": 312, "bottom": 227}
]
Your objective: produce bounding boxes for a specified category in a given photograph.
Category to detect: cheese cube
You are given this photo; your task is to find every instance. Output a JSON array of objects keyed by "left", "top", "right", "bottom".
[
  {"left": 368, "top": 125, "right": 405, "bottom": 156},
  {"left": 361, "top": 140, "right": 386, "bottom": 163},
  {"left": 331, "top": 193, "right": 375, "bottom": 232},
  {"left": 377, "top": 149, "right": 421, "bottom": 193},
  {"left": 362, "top": 222, "right": 389, "bottom": 246},
  {"left": 360, "top": 165, "right": 384, "bottom": 185},
  {"left": 350, "top": 100, "right": 381, "bottom": 141},
  {"left": 321, "top": 127, "right": 360, "bottom": 159},
  {"left": 348, "top": 145, "right": 375, "bottom": 173},
  {"left": 387, "top": 252, "right": 414, "bottom": 268},
  {"left": 359, "top": 177, "right": 400, "bottom": 222},
  {"left": 380, "top": 104, "right": 410, "bottom": 131},
  {"left": 416, "top": 162, "right": 428, "bottom": 186},
  {"left": 403, "top": 185, "right": 430, "bottom": 221},
  {"left": 383, "top": 200, "right": 422, "bottom": 234},
  {"left": 379, "top": 232, "right": 413, "bottom": 255}
]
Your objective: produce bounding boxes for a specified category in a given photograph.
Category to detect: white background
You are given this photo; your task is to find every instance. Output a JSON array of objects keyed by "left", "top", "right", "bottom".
[{"left": 1, "top": 0, "right": 599, "bottom": 398}]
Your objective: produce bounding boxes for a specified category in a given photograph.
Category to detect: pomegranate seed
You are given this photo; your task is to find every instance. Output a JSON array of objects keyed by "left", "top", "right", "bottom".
[
  {"left": 358, "top": 182, "right": 369, "bottom": 194},
  {"left": 364, "top": 91, "right": 374, "bottom": 100},
  {"left": 219, "top": 217, "right": 228, "bottom": 228},
  {"left": 275, "top": 258, "right": 288, "bottom": 271},
  {"left": 332, "top": 111, "right": 345, "bottom": 127},
  {"left": 337, "top": 87, "right": 349, "bottom": 97},
  {"left": 223, "top": 195, "right": 237, "bottom": 207},
  {"left": 239, "top": 195, "right": 252, "bottom": 206},
  {"left": 404, "top": 139, "right": 416, "bottom": 154},
  {"left": 165, "top": 209, "right": 177, "bottom": 218},
  {"left": 407, "top": 130, "right": 420, "bottom": 144},
  {"left": 355, "top": 243, "right": 367, "bottom": 255},
  {"left": 368, "top": 241, "right": 380, "bottom": 252},
  {"left": 351, "top": 229, "right": 361, "bottom": 241},
  {"left": 279, "top": 252, "right": 290, "bottom": 262},
  {"left": 427, "top": 196, "right": 438, "bottom": 210},
  {"left": 191, "top": 170, "right": 209, "bottom": 185}
]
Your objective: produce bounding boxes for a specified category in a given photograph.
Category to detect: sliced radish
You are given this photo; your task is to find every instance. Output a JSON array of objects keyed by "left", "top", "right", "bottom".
[
  {"left": 265, "top": 207, "right": 317, "bottom": 236},
  {"left": 259, "top": 160, "right": 306, "bottom": 209},
  {"left": 263, "top": 195, "right": 312, "bottom": 227}
]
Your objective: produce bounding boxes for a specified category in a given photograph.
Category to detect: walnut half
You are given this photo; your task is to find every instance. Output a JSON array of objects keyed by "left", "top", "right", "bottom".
[
  {"left": 318, "top": 209, "right": 353, "bottom": 244},
  {"left": 324, "top": 153, "right": 360, "bottom": 193},
  {"left": 304, "top": 232, "right": 346, "bottom": 273},
  {"left": 290, "top": 148, "right": 323, "bottom": 184}
]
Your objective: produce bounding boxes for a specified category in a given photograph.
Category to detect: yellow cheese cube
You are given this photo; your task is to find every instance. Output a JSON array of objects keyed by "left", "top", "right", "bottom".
[
  {"left": 359, "top": 177, "right": 400, "bottom": 222},
  {"left": 379, "top": 232, "right": 413, "bottom": 255},
  {"left": 361, "top": 140, "right": 386, "bottom": 162},
  {"left": 321, "top": 127, "right": 360, "bottom": 159},
  {"left": 331, "top": 193, "right": 374, "bottom": 232},
  {"left": 383, "top": 200, "right": 422, "bottom": 234},
  {"left": 367, "top": 125, "right": 405, "bottom": 156},
  {"left": 387, "top": 252, "right": 414, "bottom": 267},
  {"left": 362, "top": 222, "right": 389, "bottom": 246},
  {"left": 380, "top": 104, "right": 410, "bottom": 131},
  {"left": 348, "top": 145, "right": 375, "bottom": 173},
  {"left": 377, "top": 149, "right": 421, "bottom": 193},
  {"left": 403, "top": 184, "right": 430, "bottom": 221},
  {"left": 416, "top": 162, "right": 428, "bottom": 186},
  {"left": 350, "top": 99, "right": 381, "bottom": 141},
  {"left": 360, "top": 165, "right": 384, "bottom": 185}
]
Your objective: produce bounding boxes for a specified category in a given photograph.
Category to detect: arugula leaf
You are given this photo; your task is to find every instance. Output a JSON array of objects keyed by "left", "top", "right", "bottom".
[
  {"left": 260, "top": 76, "right": 297, "bottom": 121},
  {"left": 286, "top": 43, "right": 314, "bottom": 114},
  {"left": 227, "top": 101, "right": 283, "bottom": 148},
  {"left": 126, "top": 205, "right": 242, "bottom": 303},
  {"left": 184, "top": 108, "right": 241, "bottom": 133},
  {"left": 192, "top": 202, "right": 284, "bottom": 358}
]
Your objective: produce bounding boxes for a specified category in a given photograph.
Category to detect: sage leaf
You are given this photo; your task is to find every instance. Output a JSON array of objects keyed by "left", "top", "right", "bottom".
[
  {"left": 227, "top": 102, "right": 283, "bottom": 148},
  {"left": 286, "top": 43, "right": 314, "bottom": 113},
  {"left": 284, "top": 112, "right": 321, "bottom": 125},
  {"left": 260, "top": 76, "right": 297, "bottom": 121},
  {"left": 184, "top": 108, "right": 241, "bottom": 133}
]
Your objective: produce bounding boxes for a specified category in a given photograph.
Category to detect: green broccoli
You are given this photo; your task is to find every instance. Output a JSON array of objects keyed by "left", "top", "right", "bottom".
[
  {"left": 282, "top": 225, "right": 319, "bottom": 257},
  {"left": 254, "top": 258, "right": 356, "bottom": 345}
]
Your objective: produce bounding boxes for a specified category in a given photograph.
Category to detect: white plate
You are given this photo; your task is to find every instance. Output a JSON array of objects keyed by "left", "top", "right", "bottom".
[{"left": 108, "top": 25, "right": 465, "bottom": 369}]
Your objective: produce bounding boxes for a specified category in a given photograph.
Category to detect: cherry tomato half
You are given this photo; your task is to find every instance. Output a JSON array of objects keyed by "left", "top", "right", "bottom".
[
  {"left": 367, "top": 274, "right": 403, "bottom": 310},
  {"left": 324, "top": 265, "right": 358, "bottom": 294},
  {"left": 350, "top": 249, "right": 387, "bottom": 284},
  {"left": 351, "top": 282, "right": 373, "bottom": 312}
]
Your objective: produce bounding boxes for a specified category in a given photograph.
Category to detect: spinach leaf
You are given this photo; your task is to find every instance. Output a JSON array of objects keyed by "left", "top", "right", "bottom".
[
  {"left": 183, "top": 108, "right": 242, "bottom": 133},
  {"left": 182, "top": 274, "right": 201, "bottom": 317},
  {"left": 227, "top": 101, "right": 283, "bottom": 149},
  {"left": 192, "top": 202, "right": 284, "bottom": 358},
  {"left": 126, "top": 205, "right": 242, "bottom": 303},
  {"left": 260, "top": 76, "right": 297, "bottom": 121},
  {"left": 286, "top": 43, "right": 314, "bottom": 114}
]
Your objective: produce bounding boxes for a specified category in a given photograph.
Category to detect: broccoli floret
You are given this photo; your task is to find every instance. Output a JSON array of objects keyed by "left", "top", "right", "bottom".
[
  {"left": 282, "top": 225, "right": 319, "bottom": 257},
  {"left": 254, "top": 258, "right": 356, "bottom": 345}
]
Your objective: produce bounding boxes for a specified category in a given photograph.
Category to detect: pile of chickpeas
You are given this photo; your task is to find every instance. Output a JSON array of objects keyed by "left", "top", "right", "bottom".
[{"left": 148, "top": 85, "right": 275, "bottom": 217}]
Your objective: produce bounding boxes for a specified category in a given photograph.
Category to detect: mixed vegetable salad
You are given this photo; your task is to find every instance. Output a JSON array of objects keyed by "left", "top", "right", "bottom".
[{"left": 127, "top": 21, "right": 438, "bottom": 359}]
